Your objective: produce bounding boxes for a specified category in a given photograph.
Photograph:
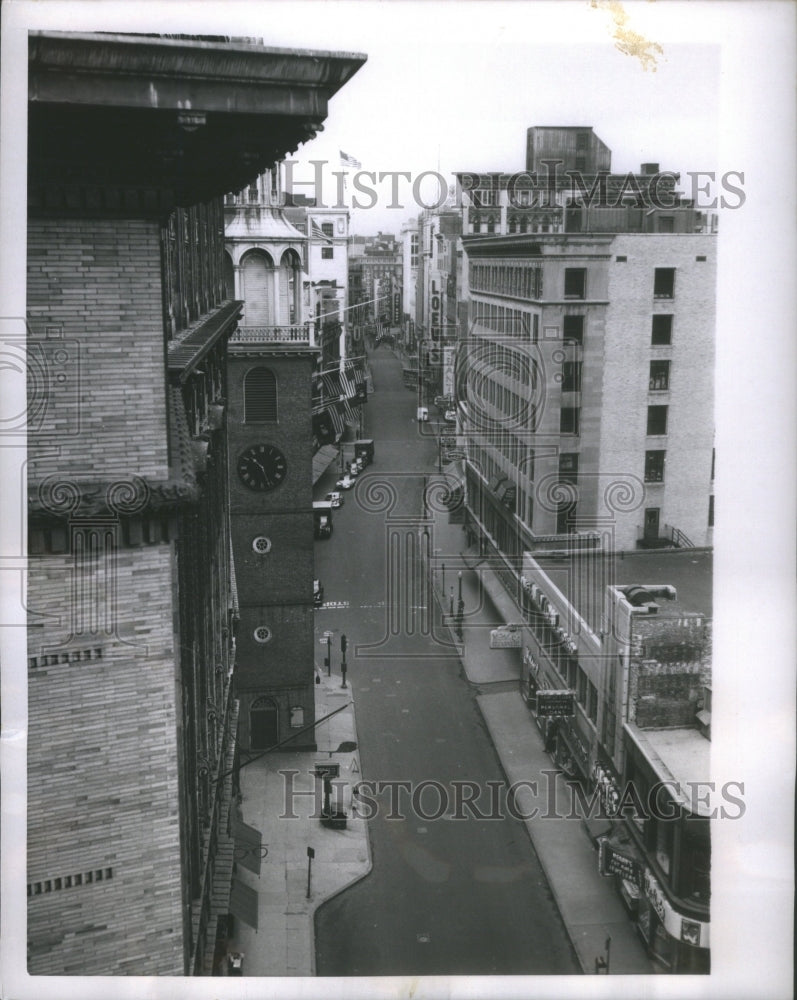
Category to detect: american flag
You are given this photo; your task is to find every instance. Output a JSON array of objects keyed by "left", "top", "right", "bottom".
[{"left": 340, "top": 150, "right": 361, "bottom": 169}]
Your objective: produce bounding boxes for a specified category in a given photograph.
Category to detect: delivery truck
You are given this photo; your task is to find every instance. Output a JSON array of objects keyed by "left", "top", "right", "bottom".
[
  {"left": 354, "top": 439, "right": 375, "bottom": 465},
  {"left": 313, "top": 501, "right": 333, "bottom": 539}
]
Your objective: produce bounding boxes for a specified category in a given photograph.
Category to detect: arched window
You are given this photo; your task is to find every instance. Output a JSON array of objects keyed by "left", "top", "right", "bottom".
[{"left": 244, "top": 367, "right": 277, "bottom": 422}]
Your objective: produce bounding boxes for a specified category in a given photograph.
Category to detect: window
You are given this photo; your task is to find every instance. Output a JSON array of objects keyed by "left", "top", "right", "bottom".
[
  {"left": 321, "top": 247, "right": 334, "bottom": 259},
  {"left": 651, "top": 314, "right": 673, "bottom": 345},
  {"left": 244, "top": 367, "right": 278, "bottom": 422},
  {"left": 577, "top": 668, "right": 587, "bottom": 705},
  {"left": 615, "top": 255, "right": 627, "bottom": 262},
  {"left": 645, "top": 450, "right": 666, "bottom": 482},
  {"left": 587, "top": 680, "right": 598, "bottom": 724},
  {"left": 649, "top": 360, "right": 670, "bottom": 390},
  {"left": 711, "top": 448, "right": 715, "bottom": 480},
  {"left": 560, "top": 407, "right": 580, "bottom": 435},
  {"left": 654, "top": 267, "right": 675, "bottom": 298},
  {"left": 290, "top": 706, "right": 305, "bottom": 728},
  {"left": 321, "top": 222, "right": 334, "bottom": 237},
  {"left": 564, "top": 268, "right": 586, "bottom": 298},
  {"left": 559, "top": 453, "right": 578, "bottom": 483},
  {"left": 708, "top": 495, "right": 714, "bottom": 527},
  {"left": 647, "top": 405, "right": 668, "bottom": 435},
  {"left": 563, "top": 315, "right": 584, "bottom": 345},
  {"left": 658, "top": 216, "right": 675, "bottom": 233},
  {"left": 562, "top": 361, "right": 582, "bottom": 392},
  {"left": 574, "top": 156, "right": 586, "bottom": 172},
  {"left": 247, "top": 183, "right": 259, "bottom": 204},
  {"left": 576, "top": 132, "right": 588, "bottom": 151}
]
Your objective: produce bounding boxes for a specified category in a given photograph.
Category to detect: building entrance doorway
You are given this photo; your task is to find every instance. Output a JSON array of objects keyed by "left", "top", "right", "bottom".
[
  {"left": 644, "top": 507, "right": 660, "bottom": 543},
  {"left": 250, "top": 696, "right": 279, "bottom": 750}
]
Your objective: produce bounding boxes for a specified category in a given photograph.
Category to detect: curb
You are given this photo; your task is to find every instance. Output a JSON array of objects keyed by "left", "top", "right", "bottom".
[{"left": 306, "top": 682, "right": 374, "bottom": 977}]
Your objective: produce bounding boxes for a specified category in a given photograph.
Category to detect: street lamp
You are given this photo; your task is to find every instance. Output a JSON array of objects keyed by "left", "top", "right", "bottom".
[{"left": 457, "top": 570, "right": 463, "bottom": 603}]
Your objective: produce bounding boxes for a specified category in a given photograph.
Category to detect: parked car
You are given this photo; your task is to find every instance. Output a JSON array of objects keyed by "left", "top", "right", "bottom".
[
  {"left": 444, "top": 408, "right": 457, "bottom": 423},
  {"left": 336, "top": 474, "right": 355, "bottom": 490},
  {"left": 313, "top": 580, "right": 324, "bottom": 608},
  {"left": 325, "top": 491, "right": 343, "bottom": 508}
]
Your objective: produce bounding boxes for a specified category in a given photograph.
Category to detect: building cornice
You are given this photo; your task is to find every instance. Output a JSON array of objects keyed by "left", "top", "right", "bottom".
[{"left": 28, "top": 32, "right": 367, "bottom": 210}]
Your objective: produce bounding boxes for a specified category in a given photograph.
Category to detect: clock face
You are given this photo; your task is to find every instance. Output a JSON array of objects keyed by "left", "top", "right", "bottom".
[{"left": 237, "top": 444, "right": 287, "bottom": 492}]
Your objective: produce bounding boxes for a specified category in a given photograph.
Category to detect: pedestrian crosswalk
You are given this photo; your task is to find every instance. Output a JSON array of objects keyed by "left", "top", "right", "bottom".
[{"left": 318, "top": 600, "right": 433, "bottom": 611}]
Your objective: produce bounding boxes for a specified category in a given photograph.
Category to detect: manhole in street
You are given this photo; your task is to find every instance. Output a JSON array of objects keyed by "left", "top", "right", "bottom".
[
  {"left": 417, "top": 827, "right": 427, "bottom": 834},
  {"left": 401, "top": 708, "right": 410, "bottom": 714},
  {"left": 417, "top": 932, "right": 430, "bottom": 944}
]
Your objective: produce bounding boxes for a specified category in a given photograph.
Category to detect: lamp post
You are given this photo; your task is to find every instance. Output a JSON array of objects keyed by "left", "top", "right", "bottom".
[{"left": 457, "top": 570, "right": 463, "bottom": 604}]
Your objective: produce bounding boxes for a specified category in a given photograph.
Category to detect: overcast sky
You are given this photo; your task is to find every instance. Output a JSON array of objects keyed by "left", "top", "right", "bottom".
[{"left": 254, "top": 6, "right": 722, "bottom": 234}]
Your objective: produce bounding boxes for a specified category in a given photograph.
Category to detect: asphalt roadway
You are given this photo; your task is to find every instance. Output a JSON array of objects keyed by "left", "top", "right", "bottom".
[{"left": 311, "top": 346, "right": 579, "bottom": 977}]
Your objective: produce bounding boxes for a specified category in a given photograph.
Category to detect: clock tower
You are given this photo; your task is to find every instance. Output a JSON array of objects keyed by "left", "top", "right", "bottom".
[{"left": 227, "top": 336, "right": 319, "bottom": 752}]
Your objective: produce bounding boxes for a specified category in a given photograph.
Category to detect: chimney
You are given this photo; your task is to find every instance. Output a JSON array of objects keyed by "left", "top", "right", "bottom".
[{"left": 641, "top": 163, "right": 660, "bottom": 175}]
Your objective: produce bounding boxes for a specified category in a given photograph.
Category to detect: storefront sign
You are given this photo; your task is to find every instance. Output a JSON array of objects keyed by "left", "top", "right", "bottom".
[
  {"left": 643, "top": 870, "right": 710, "bottom": 948},
  {"left": 442, "top": 347, "right": 455, "bottom": 396},
  {"left": 598, "top": 838, "right": 643, "bottom": 887},
  {"left": 536, "top": 690, "right": 575, "bottom": 717},
  {"left": 490, "top": 627, "right": 522, "bottom": 648}
]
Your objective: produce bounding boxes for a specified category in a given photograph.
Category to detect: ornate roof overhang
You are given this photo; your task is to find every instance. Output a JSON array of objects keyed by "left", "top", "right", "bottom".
[{"left": 28, "top": 32, "right": 367, "bottom": 211}]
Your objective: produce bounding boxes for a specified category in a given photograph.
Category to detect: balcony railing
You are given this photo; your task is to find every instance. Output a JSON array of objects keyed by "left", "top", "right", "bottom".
[{"left": 231, "top": 325, "right": 311, "bottom": 344}]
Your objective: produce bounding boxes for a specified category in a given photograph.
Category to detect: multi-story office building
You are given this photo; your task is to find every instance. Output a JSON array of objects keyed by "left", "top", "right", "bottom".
[
  {"left": 458, "top": 126, "right": 712, "bottom": 239},
  {"left": 460, "top": 230, "right": 715, "bottom": 554},
  {"left": 285, "top": 202, "right": 351, "bottom": 367},
  {"left": 25, "top": 30, "right": 364, "bottom": 975},
  {"left": 399, "top": 217, "right": 420, "bottom": 347},
  {"left": 415, "top": 210, "right": 462, "bottom": 400}
]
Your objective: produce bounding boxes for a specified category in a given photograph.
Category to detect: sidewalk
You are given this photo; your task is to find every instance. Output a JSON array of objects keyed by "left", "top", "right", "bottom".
[
  {"left": 230, "top": 674, "right": 371, "bottom": 976},
  {"left": 428, "top": 504, "right": 657, "bottom": 975}
]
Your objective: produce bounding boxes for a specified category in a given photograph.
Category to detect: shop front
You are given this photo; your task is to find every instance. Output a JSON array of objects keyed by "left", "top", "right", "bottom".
[{"left": 637, "top": 870, "right": 710, "bottom": 973}]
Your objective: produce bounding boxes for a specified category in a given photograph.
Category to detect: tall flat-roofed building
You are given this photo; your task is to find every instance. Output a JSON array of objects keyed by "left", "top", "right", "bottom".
[{"left": 25, "top": 30, "right": 364, "bottom": 976}]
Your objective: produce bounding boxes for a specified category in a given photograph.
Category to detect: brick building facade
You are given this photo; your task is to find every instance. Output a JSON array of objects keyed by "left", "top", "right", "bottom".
[{"left": 25, "top": 31, "right": 364, "bottom": 975}]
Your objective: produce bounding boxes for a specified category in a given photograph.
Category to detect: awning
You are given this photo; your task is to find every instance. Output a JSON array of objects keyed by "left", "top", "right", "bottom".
[
  {"left": 477, "top": 565, "right": 524, "bottom": 627},
  {"left": 312, "top": 444, "right": 339, "bottom": 484}
]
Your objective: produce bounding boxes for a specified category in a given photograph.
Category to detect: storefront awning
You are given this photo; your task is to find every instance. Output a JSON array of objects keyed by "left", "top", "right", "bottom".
[
  {"left": 312, "top": 444, "right": 339, "bottom": 484},
  {"left": 478, "top": 565, "right": 524, "bottom": 628}
]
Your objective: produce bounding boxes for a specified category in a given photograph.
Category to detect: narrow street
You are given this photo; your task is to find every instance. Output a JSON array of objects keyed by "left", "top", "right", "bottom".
[{"left": 312, "top": 345, "right": 579, "bottom": 976}]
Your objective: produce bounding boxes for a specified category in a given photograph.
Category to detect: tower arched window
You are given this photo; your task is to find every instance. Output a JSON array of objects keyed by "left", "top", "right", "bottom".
[{"left": 244, "top": 367, "right": 278, "bottom": 422}]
